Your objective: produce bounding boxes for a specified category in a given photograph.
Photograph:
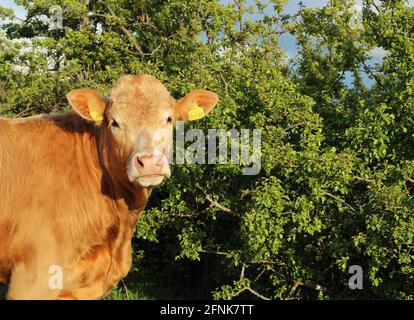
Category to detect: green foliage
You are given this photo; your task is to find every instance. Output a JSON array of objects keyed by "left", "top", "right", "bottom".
[{"left": 1, "top": 0, "right": 413, "bottom": 299}]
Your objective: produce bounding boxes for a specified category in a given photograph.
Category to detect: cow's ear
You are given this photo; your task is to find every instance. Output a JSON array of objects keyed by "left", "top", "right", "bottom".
[
  {"left": 67, "top": 88, "right": 107, "bottom": 122},
  {"left": 174, "top": 89, "right": 219, "bottom": 121}
]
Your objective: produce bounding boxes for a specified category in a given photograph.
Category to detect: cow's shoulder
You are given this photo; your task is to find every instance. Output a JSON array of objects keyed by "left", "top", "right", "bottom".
[{"left": 1, "top": 111, "right": 94, "bottom": 134}]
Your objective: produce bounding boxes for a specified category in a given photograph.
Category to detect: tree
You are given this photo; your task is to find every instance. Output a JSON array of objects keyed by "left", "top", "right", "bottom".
[{"left": 0, "top": 0, "right": 413, "bottom": 299}]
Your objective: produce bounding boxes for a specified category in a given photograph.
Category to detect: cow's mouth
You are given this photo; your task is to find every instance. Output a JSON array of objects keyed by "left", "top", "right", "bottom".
[{"left": 133, "top": 174, "right": 167, "bottom": 187}]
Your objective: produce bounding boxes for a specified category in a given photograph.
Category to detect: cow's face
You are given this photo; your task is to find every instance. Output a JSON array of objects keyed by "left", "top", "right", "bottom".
[{"left": 67, "top": 75, "right": 219, "bottom": 188}]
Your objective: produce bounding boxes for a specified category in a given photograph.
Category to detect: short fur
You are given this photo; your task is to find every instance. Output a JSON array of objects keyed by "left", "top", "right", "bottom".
[{"left": 0, "top": 75, "right": 218, "bottom": 299}]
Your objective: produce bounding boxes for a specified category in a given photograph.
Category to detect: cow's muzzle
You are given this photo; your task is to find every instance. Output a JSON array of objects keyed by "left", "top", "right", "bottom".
[{"left": 128, "top": 152, "right": 171, "bottom": 187}]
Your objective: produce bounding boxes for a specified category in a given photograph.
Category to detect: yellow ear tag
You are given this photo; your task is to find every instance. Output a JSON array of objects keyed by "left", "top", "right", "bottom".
[
  {"left": 188, "top": 104, "right": 205, "bottom": 121},
  {"left": 90, "top": 110, "right": 103, "bottom": 122}
]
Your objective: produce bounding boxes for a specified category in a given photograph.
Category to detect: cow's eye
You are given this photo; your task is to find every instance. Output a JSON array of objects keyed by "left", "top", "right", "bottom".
[
  {"left": 111, "top": 119, "right": 119, "bottom": 128},
  {"left": 167, "top": 116, "right": 173, "bottom": 124}
]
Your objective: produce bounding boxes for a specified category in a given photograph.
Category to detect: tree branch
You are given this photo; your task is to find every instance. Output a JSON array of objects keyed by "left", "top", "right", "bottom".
[
  {"left": 206, "top": 194, "right": 234, "bottom": 213},
  {"left": 287, "top": 279, "right": 327, "bottom": 299},
  {"left": 361, "top": 61, "right": 388, "bottom": 91},
  {"left": 98, "top": 0, "right": 144, "bottom": 57},
  {"left": 240, "top": 265, "right": 245, "bottom": 279},
  {"left": 284, "top": 121, "right": 307, "bottom": 131},
  {"left": 368, "top": 0, "right": 382, "bottom": 14},
  {"left": 233, "top": 286, "right": 271, "bottom": 300},
  {"left": 166, "top": 213, "right": 197, "bottom": 218},
  {"left": 199, "top": 250, "right": 228, "bottom": 256},
  {"left": 324, "top": 191, "right": 356, "bottom": 213},
  {"left": 352, "top": 176, "right": 374, "bottom": 183}
]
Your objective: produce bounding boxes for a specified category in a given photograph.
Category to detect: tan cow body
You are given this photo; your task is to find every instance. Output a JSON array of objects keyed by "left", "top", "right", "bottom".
[{"left": 0, "top": 75, "right": 218, "bottom": 299}]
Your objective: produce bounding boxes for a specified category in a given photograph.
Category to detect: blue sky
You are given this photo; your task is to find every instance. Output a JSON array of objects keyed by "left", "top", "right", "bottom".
[
  {"left": 2, "top": 0, "right": 413, "bottom": 87},
  {"left": 0, "top": 0, "right": 364, "bottom": 59},
  {"left": 1, "top": 0, "right": 25, "bottom": 19}
]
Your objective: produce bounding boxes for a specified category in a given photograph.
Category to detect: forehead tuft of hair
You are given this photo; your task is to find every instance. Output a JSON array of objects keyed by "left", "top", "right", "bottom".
[{"left": 109, "top": 75, "right": 171, "bottom": 108}]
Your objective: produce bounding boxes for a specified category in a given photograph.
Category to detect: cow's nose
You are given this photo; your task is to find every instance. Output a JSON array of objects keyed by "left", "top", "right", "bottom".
[{"left": 134, "top": 153, "right": 166, "bottom": 176}]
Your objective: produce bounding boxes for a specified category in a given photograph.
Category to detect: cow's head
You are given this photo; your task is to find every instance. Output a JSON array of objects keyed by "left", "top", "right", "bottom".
[{"left": 67, "top": 75, "right": 219, "bottom": 188}]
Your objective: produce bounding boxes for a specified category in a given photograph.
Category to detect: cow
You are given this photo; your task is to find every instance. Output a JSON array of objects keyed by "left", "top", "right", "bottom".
[{"left": 0, "top": 75, "right": 219, "bottom": 299}]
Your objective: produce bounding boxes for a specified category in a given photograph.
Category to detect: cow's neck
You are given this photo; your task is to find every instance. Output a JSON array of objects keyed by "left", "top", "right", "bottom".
[{"left": 94, "top": 124, "right": 151, "bottom": 213}]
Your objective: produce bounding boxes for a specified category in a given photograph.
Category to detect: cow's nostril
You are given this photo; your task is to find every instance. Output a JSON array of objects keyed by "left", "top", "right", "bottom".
[{"left": 136, "top": 158, "right": 144, "bottom": 168}]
